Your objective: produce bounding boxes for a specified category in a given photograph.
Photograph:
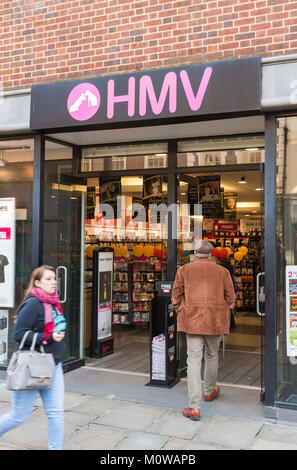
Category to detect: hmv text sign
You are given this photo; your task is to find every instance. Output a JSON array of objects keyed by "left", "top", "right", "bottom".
[{"left": 30, "top": 57, "right": 261, "bottom": 131}]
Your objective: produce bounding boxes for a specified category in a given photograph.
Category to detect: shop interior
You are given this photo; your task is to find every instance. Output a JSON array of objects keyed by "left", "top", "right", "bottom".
[{"left": 84, "top": 147, "right": 265, "bottom": 388}]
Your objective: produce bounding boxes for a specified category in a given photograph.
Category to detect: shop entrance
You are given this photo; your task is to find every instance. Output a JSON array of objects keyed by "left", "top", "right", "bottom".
[
  {"left": 84, "top": 159, "right": 265, "bottom": 395},
  {"left": 177, "top": 168, "right": 265, "bottom": 393}
]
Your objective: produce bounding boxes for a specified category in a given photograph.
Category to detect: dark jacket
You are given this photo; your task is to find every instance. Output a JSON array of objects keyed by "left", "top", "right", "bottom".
[{"left": 14, "top": 295, "right": 67, "bottom": 364}]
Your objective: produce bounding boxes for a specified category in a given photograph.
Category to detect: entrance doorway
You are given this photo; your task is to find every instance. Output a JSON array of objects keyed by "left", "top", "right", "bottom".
[
  {"left": 84, "top": 164, "right": 265, "bottom": 395},
  {"left": 177, "top": 169, "right": 265, "bottom": 392}
]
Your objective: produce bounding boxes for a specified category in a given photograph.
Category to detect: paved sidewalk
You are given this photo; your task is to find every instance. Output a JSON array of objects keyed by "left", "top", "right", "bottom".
[{"left": 0, "top": 367, "right": 297, "bottom": 450}]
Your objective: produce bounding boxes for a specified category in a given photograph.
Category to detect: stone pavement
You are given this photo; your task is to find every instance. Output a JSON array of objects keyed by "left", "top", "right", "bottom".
[{"left": 0, "top": 367, "right": 297, "bottom": 450}]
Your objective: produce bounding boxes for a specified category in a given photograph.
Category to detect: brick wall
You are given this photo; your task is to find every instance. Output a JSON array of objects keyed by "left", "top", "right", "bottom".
[{"left": 1, "top": 0, "right": 297, "bottom": 91}]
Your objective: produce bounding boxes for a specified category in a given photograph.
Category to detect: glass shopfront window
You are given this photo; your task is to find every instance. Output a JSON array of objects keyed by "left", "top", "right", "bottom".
[
  {"left": 81, "top": 143, "right": 168, "bottom": 172},
  {"left": 177, "top": 136, "right": 264, "bottom": 167},
  {"left": 0, "top": 139, "right": 34, "bottom": 366},
  {"left": 43, "top": 140, "right": 85, "bottom": 365},
  {"left": 276, "top": 116, "right": 297, "bottom": 406}
]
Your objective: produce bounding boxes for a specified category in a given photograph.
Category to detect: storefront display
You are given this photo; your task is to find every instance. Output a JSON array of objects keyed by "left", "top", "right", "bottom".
[
  {"left": 0, "top": 198, "right": 15, "bottom": 309},
  {"left": 286, "top": 266, "right": 297, "bottom": 356},
  {"left": 86, "top": 240, "right": 167, "bottom": 326}
]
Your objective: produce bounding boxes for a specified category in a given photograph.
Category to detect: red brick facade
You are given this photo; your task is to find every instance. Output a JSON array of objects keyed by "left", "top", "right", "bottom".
[{"left": 2, "top": 0, "right": 297, "bottom": 91}]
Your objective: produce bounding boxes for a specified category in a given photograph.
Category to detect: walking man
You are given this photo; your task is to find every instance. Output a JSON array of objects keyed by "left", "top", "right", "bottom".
[{"left": 172, "top": 240, "right": 235, "bottom": 420}]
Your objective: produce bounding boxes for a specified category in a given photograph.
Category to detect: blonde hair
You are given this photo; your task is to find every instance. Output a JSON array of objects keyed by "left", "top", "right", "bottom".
[{"left": 24, "top": 265, "right": 56, "bottom": 299}]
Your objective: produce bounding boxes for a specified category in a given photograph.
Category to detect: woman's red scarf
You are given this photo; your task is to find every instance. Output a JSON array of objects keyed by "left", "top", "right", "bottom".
[{"left": 30, "top": 287, "right": 63, "bottom": 340}]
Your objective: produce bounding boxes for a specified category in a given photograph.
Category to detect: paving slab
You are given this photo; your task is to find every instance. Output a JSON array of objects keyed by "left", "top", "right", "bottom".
[
  {"left": 193, "top": 414, "right": 263, "bottom": 449},
  {"left": 249, "top": 439, "right": 297, "bottom": 450},
  {"left": 255, "top": 422, "right": 297, "bottom": 446},
  {"left": 0, "top": 384, "right": 12, "bottom": 403},
  {"left": 69, "top": 396, "right": 119, "bottom": 416},
  {"left": 63, "top": 423, "right": 128, "bottom": 450},
  {"left": 163, "top": 438, "right": 233, "bottom": 451},
  {"left": 0, "top": 443, "right": 27, "bottom": 450},
  {"left": 95, "top": 401, "right": 167, "bottom": 432},
  {"left": 147, "top": 408, "right": 203, "bottom": 439},
  {"left": 0, "top": 417, "right": 78, "bottom": 450},
  {"left": 113, "top": 431, "right": 169, "bottom": 450},
  {"left": 0, "top": 403, "right": 10, "bottom": 414},
  {"left": 31, "top": 406, "right": 97, "bottom": 427}
]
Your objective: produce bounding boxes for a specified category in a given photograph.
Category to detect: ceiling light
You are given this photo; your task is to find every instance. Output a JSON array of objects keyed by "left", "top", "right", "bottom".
[
  {"left": 237, "top": 202, "right": 260, "bottom": 208},
  {"left": 180, "top": 192, "right": 186, "bottom": 195},
  {"left": 245, "top": 148, "right": 259, "bottom": 151},
  {"left": 255, "top": 187, "right": 263, "bottom": 191},
  {"left": 238, "top": 176, "right": 247, "bottom": 184}
]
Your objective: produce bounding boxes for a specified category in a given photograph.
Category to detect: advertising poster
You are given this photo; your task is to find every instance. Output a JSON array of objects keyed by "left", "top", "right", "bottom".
[
  {"left": 198, "top": 175, "right": 221, "bottom": 216},
  {"left": 99, "top": 177, "right": 121, "bottom": 219},
  {"left": 224, "top": 191, "right": 237, "bottom": 219},
  {"left": 144, "top": 175, "right": 163, "bottom": 198},
  {"left": 143, "top": 175, "right": 167, "bottom": 223},
  {"left": 286, "top": 266, "right": 297, "bottom": 356},
  {"left": 0, "top": 198, "right": 15, "bottom": 308},
  {"left": 187, "top": 180, "right": 199, "bottom": 216},
  {"left": 0, "top": 310, "right": 8, "bottom": 364},
  {"left": 86, "top": 186, "right": 96, "bottom": 219},
  {"left": 97, "top": 250, "right": 113, "bottom": 340}
]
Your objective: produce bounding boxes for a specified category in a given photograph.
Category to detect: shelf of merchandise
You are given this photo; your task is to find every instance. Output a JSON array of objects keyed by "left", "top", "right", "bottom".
[{"left": 85, "top": 239, "right": 167, "bottom": 325}]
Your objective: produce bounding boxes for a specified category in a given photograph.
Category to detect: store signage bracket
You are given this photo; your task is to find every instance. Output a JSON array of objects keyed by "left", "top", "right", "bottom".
[{"left": 30, "top": 56, "right": 262, "bottom": 132}]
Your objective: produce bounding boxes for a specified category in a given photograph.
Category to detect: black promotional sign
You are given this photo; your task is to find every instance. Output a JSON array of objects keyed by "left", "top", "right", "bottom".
[
  {"left": 30, "top": 57, "right": 261, "bottom": 131},
  {"left": 148, "top": 282, "right": 179, "bottom": 388}
]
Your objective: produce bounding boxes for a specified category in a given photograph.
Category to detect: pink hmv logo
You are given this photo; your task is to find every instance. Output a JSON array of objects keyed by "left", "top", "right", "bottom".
[
  {"left": 67, "top": 83, "right": 100, "bottom": 121},
  {"left": 67, "top": 68, "right": 213, "bottom": 122}
]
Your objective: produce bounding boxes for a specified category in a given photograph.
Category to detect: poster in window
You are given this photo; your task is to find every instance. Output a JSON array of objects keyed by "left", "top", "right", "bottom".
[
  {"left": 99, "top": 177, "right": 121, "bottom": 219},
  {"left": 187, "top": 180, "right": 199, "bottom": 216},
  {"left": 87, "top": 186, "right": 96, "bottom": 219},
  {"left": 197, "top": 176, "right": 221, "bottom": 217},
  {"left": 285, "top": 266, "right": 297, "bottom": 356},
  {"left": 143, "top": 175, "right": 167, "bottom": 222},
  {"left": 144, "top": 175, "right": 163, "bottom": 199},
  {"left": 0, "top": 198, "right": 15, "bottom": 309},
  {"left": 224, "top": 192, "right": 237, "bottom": 219}
]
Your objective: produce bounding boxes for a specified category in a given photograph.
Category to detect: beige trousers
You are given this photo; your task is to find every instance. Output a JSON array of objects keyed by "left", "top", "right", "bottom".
[{"left": 186, "top": 334, "right": 221, "bottom": 409}]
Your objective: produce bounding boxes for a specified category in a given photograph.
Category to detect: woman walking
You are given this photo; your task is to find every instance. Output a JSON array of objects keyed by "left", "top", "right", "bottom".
[{"left": 0, "top": 265, "right": 67, "bottom": 450}]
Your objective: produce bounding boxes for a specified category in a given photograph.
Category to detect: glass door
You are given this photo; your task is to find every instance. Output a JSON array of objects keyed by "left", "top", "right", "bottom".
[
  {"left": 257, "top": 169, "right": 265, "bottom": 401},
  {"left": 43, "top": 141, "right": 86, "bottom": 367},
  {"left": 176, "top": 168, "right": 266, "bottom": 392}
]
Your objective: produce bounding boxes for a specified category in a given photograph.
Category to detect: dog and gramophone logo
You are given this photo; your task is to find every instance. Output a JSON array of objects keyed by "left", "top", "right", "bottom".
[{"left": 67, "top": 83, "right": 101, "bottom": 121}]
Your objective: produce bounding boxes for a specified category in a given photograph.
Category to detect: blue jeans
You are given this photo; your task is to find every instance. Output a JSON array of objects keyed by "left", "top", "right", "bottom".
[{"left": 0, "top": 362, "right": 64, "bottom": 450}]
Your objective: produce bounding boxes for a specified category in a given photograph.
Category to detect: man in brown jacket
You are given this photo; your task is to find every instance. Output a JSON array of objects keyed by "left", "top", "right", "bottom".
[{"left": 172, "top": 240, "right": 235, "bottom": 420}]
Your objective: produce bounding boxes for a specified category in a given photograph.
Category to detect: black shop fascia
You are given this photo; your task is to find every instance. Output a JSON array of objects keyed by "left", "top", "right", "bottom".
[{"left": 30, "top": 56, "right": 262, "bottom": 134}]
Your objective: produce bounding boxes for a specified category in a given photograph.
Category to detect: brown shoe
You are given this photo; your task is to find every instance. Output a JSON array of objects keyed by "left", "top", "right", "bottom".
[
  {"left": 183, "top": 408, "right": 201, "bottom": 420},
  {"left": 204, "top": 385, "right": 220, "bottom": 402}
]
